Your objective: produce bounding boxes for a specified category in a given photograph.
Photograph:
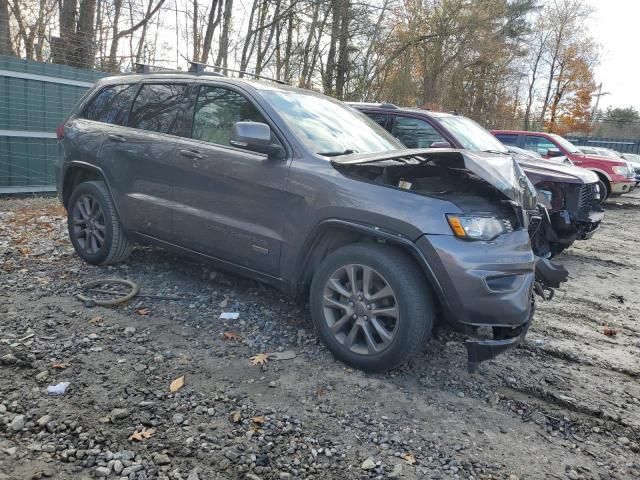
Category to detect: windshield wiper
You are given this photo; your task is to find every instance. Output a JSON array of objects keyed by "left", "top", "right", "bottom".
[{"left": 318, "top": 149, "right": 357, "bottom": 157}]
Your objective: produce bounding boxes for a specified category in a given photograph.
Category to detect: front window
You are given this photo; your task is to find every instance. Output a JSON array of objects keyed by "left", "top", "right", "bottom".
[
  {"left": 391, "top": 117, "right": 445, "bottom": 148},
  {"left": 524, "top": 135, "right": 557, "bottom": 156},
  {"left": 549, "top": 134, "right": 580, "bottom": 153},
  {"left": 258, "top": 90, "right": 402, "bottom": 156},
  {"left": 437, "top": 116, "right": 509, "bottom": 154}
]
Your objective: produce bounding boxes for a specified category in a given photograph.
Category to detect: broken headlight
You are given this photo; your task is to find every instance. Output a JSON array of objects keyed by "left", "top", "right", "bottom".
[{"left": 446, "top": 214, "right": 512, "bottom": 241}]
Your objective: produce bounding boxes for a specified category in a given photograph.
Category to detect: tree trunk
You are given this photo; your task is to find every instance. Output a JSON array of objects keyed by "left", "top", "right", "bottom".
[
  {"left": 324, "top": 0, "right": 342, "bottom": 94},
  {"left": 0, "top": 0, "right": 14, "bottom": 56},
  {"left": 199, "top": 0, "right": 222, "bottom": 63},
  {"left": 334, "top": 0, "right": 350, "bottom": 99},
  {"left": 215, "top": 0, "right": 233, "bottom": 70}
]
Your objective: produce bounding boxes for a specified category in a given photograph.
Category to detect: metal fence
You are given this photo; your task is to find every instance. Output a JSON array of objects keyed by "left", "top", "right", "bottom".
[
  {"left": 0, "top": 55, "right": 107, "bottom": 193},
  {"left": 566, "top": 136, "right": 640, "bottom": 154}
]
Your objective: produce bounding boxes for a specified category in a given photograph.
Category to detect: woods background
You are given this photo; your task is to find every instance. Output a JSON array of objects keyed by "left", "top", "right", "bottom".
[{"left": 1, "top": 0, "right": 638, "bottom": 137}]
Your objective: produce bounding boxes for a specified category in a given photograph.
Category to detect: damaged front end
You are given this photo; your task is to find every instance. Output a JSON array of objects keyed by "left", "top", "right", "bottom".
[{"left": 332, "top": 148, "right": 567, "bottom": 370}]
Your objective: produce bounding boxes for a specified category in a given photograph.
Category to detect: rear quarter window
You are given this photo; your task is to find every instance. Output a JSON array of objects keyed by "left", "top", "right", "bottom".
[{"left": 83, "top": 84, "right": 139, "bottom": 125}]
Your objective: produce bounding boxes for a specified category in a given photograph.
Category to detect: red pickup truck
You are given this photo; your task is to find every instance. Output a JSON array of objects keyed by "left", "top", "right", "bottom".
[{"left": 491, "top": 130, "right": 635, "bottom": 201}]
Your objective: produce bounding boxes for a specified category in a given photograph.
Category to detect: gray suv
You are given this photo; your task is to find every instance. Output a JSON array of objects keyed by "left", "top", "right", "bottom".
[{"left": 57, "top": 69, "right": 538, "bottom": 372}]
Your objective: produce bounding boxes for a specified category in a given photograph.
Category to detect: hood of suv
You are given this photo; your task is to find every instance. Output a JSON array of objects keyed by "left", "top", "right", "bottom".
[
  {"left": 516, "top": 157, "right": 598, "bottom": 184},
  {"left": 332, "top": 148, "right": 537, "bottom": 209}
]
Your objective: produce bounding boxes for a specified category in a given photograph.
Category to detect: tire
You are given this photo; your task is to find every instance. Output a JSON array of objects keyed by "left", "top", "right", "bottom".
[
  {"left": 310, "top": 243, "right": 434, "bottom": 372},
  {"left": 67, "top": 180, "right": 133, "bottom": 265},
  {"left": 596, "top": 178, "right": 609, "bottom": 203}
]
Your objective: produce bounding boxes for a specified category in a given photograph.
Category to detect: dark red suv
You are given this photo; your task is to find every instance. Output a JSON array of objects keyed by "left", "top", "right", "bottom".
[{"left": 492, "top": 130, "right": 635, "bottom": 201}]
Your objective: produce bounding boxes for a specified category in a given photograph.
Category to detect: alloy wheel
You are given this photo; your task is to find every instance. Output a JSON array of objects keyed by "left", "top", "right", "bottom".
[
  {"left": 71, "top": 194, "right": 106, "bottom": 255},
  {"left": 322, "top": 264, "right": 399, "bottom": 355}
]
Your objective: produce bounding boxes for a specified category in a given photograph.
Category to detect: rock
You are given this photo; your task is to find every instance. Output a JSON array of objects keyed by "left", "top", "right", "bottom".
[
  {"left": 36, "top": 414, "right": 51, "bottom": 427},
  {"left": 173, "top": 413, "right": 185, "bottom": 424},
  {"left": 110, "top": 408, "right": 129, "bottom": 420},
  {"left": 618, "top": 436, "right": 630, "bottom": 445},
  {"left": 35, "top": 371, "right": 49, "bottom": 382},
  {"left": 505, "top": 376, "right": 517, "bottom": 385},
  {"left": 278, "top": 473, "right": 292, "bottom": 480},
  {"left": 124, "top": 327, "right": 137, "bottom": 336},
  {"left": 568, "top": 470, "right": 579, "bottom": 480},
  {"left": 0, "top": 404, "right": 6, "bottom": 414},
  {"left": 10, "top": 414, "right": 25, "bottom": 431},
  {"left": 121, "top": 465, "right": 143, "bottom": 476},
  {"left": 268, "top": 381, "right": 277, "bottom": 388},
  {"left": 153, "top": 452, "right": 171, "bottom": 465},
  {"left": 457, "top": 391, "right": 465, "bottom": 398},
  {"left": 187, "top": 469, "right": 200, "bottom": 480},
  {"left": 1, "top": 353, "right": 17, "bottom": 365},
  {"left": 113, "top": 460, "right": 124, "bottom": 474},
  {"left": 509, "top": 475, "right": 520, "bottom": 480},
  {"left": 361, "top": 457, "right": 376, "bottom": 470},
  {"left": 245, "top": 474, "right": 262, "bottom": 480},
  {"left": 488, "top": 392, "right": 500, "bottom": 407},
  {"left": 388, "top": 463, "right": 402, "bottom": 478},
  {"left": 95, "top": 466, "right": 111, "bottom": 477},
  {"left": 4, "top": 447, "right": 17, "bottom": 457}
]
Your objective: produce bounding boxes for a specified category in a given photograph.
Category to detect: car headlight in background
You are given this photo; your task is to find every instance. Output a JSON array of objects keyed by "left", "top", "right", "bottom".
[
  {"left": 612, "top": 165, "right": 633, "bottom": 177},
  {"left": 446, "top": 214, "right": 512, "bottom": 241}
]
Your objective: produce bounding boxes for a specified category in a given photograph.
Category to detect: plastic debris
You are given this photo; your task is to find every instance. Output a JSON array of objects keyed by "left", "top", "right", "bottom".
[
  {"left": 219, "top": 312, "right": 240, "bottom": 320},
  {"left": 47, "top": 382, "right": 70, "bottom": 396}
]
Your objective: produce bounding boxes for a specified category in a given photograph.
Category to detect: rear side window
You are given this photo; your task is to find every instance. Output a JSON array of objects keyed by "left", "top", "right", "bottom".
[
  {"left": 494, "top": 133, "right": 518, "bottom": 146},
  {"left": 192, "top": 86, "right": 268, "bottom": 146},
  {"left": 128, "top": 84, "right": 189, "bottom": 135},
  {"left": 391, "top": 116, "right": 444, "bottom": 148},
  {"left": 365, "top": 113, "right": 390, "bottom": 130},
  {"left": 83, "top": 84, "right": 138, "bottom": 125}
]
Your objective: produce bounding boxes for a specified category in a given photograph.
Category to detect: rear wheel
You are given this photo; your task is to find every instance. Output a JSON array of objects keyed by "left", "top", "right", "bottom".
[
  {"left": 67, "top": 181, "right": 133, "bottom": 265},
  {"left": 310, "top": 243, "right": 434, "bottom": 372}
]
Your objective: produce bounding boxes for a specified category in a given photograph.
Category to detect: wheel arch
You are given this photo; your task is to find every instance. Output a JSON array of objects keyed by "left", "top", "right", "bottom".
[
  {"left": 62, "top": 162, "right": 111, "bottom": 208},
  {"left": 293, "top": 219, "right": 451, "bottom": 316}
]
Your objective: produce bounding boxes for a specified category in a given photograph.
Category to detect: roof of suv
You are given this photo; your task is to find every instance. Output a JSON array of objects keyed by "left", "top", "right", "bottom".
[{"left": 97, "top": 72, "right": 311, "bottom": 95}]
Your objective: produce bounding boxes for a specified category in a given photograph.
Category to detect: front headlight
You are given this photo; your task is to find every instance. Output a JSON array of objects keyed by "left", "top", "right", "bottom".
[
  {"left": 446, "top": 214, "right": 512, "bottom": 241},
  {"left": 612, "top": 165, "right": 628, "bottom": 176}
]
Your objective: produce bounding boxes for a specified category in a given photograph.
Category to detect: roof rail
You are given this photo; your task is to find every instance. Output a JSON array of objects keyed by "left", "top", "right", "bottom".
[
  {"left": 134, "top": 63, "right": 180, "bottom": 74},
  {"left": 380, "top": 102, "right": 398, "bottom": 109},
  {"left": 188, "top": 61, "right": 289, "bottom": 85}
]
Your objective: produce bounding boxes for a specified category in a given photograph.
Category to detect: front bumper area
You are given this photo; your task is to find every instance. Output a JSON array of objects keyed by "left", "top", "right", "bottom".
[
  {"left": 610, "top": 180, "right": 635, "bottom": 195},
  {"left": 417, "top": 230, "right": 535, "bottom": 329},
  {"left": 466, "top": 303, "right": 534, "bottom": 373}
]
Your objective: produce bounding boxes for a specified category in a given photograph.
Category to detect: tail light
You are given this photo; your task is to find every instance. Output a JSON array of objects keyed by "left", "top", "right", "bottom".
[{"left": 56, "top": 123, "right": 65, "bottom": 140}]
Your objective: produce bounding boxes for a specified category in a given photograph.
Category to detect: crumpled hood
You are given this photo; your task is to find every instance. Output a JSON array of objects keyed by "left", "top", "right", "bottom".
[
  {"left": 516, "top": 157, "right": 598, "bottom": 184},
  {"left": 331, "top": 148, "right": 537, "bottom": 209}
]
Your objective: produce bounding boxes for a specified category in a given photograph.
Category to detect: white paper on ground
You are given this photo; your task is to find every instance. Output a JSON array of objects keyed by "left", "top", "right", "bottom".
[{"left": 219, "top": 312, "right": 240, "bottom": 320}]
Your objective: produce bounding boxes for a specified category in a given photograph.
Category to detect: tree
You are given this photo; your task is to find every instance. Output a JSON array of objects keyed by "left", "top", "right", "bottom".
[{"left": 604, "top": 107, "right": 640, "bottom": 126}]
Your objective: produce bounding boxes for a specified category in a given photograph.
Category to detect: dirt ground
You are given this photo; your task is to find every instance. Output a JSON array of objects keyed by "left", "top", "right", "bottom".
[{"left": 0, "top": 193, "right": 639, "bottom": 480}]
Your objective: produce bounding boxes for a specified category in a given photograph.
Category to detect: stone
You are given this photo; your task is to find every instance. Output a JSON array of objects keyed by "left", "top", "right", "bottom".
[
  {"left": 10, "top": 414, "right": 25, "bottom": 431},
  {"left": 113, "top": 460, "right": 124, "bottom": 474},
  {"left": 361, "top": 457, "right": 376, "bottom": 470},
  {"left": 568, "top": 470, "right": 579, "bottom": 480},
  {"left": 36, "top": 414, "right": 51, "bottom": 427},
  {"left": 35, "top": 371, "right": 49, "bottom": 382},
  {"left": 124, "top": 327, "right": 137, "bottom": 336},
  {"left": 618, "top": 436, "right": 630, "bottom": 445},
  {"left": 278, "top": 473, "right": 292, "bottom": 480},
  {"left": 153, "top": 452, "right": 171, "bottom": 465},
  {"left": 172, "top": 413, "right": 185, "bottom": 425},
  {"left": 110, "top": 408, "right": 129, "bottom": 420},
  {"left": 95, "top": 466, "right": 111, "bottom": 477},
  {"left": 389, "top": 463, "right": 403, "bottom": 478}
]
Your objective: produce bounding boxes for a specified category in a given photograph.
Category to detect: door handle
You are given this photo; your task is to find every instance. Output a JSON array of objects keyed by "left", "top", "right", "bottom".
[
  {"left": 179, "top": 149, "right": 204, "bottom": 159},
  {"left": 108, "top": 134, "right": 126, "bottom": 143}
]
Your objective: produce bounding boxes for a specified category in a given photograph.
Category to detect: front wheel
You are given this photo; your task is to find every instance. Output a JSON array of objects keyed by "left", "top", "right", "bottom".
[
  {"left": 310, "top": 243, "right": 434, "bottom": 372},
  {"left": 596, "top": 178, "right": 609, "bottom": 203}
]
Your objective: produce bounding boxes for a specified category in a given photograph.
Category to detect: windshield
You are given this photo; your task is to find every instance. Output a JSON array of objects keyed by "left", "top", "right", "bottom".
[
  {"left": 549, "top": 133, "right": 580, "bottom": 153},
  {"left": 259, "top": 90, "right": 402, "bottom": 156},
  {"left": 438, "top": 116, "right": 509, "bottom": 154}
]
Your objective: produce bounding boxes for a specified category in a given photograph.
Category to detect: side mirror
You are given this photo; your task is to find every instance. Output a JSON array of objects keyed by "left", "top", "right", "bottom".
[
  {"left": 230, "top": 122, "right": 284, "bottom": 158},
  {"left": 546, "top": 148, "right": 564, "bottom": 158},
  {"left": 430, "top": 141, "right": 451, "bottom": 148}
]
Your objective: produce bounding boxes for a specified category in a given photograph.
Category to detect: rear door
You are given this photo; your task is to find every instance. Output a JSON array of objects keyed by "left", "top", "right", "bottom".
[
  {"left": 171, "top": 83, "right": 290, "bottom": 276},
  {"left": 99, "top": 82, "right": 191, "bottom": 241}
]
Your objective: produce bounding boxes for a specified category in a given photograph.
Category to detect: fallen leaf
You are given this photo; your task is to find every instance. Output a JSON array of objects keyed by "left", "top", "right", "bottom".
[
  {"left": 89, "top": 316, "right": 103, "bottom": 326},
  {"left": 219, "top": 296, "right": 229, "bottom": 308},
  {"left": 169, "top": 375, "right": 185, "bottom": 392},
  {"left": 52, "top": 362, "right": 70, "bottom": 369},
  {"left": 232, "top": 411, "right": 241, "bottom": 423},
  {"left": 251, "top": 415, "right": 265, "bottom": 425},
  {"left": 17, "top": 246, "right": 31, "bottom": 256},
  {"left": 136, "top": 308, "right": 151, "bottom": 316},
  {"left": 222, "top": 331, "right": 241, "bottom": 341},
  {"left": 128, "top": 427, "right": 156, "bottom": 442},
  {"left": 403, "top": 452, "right": 416, "bottom": 464},
  {"left": 603, "top": 326, "right": 620, "bottom": 337},
  {"left": 250, "top": 353, "right": 269, "bottom": 366}
]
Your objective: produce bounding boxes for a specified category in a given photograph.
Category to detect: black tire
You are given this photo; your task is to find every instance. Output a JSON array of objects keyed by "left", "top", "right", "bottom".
[
  {"left": 67, "top": 180, "right": 133, "bottom": 265},
  {"left": 596, "top": 178, "right": 609, "bottom": 203},
  {"left": 310, "top": 243, "right": 434, "bottom": 372}
]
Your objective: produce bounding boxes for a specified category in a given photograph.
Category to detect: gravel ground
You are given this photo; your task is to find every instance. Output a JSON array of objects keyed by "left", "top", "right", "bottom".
[{"left": 0, "top": 193, "right": 639, "bottom": 480}]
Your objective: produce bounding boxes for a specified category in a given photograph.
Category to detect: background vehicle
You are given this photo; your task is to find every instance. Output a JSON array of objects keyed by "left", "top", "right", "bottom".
[
  {"left": 351, "top": 103, "right": 602, "bottom": 258},
  {"left": 57, "top": 68, "right": 540, "bottom": 372},
  {"left": 493, "top": 130, "right": 635, "bottom": 201}
]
